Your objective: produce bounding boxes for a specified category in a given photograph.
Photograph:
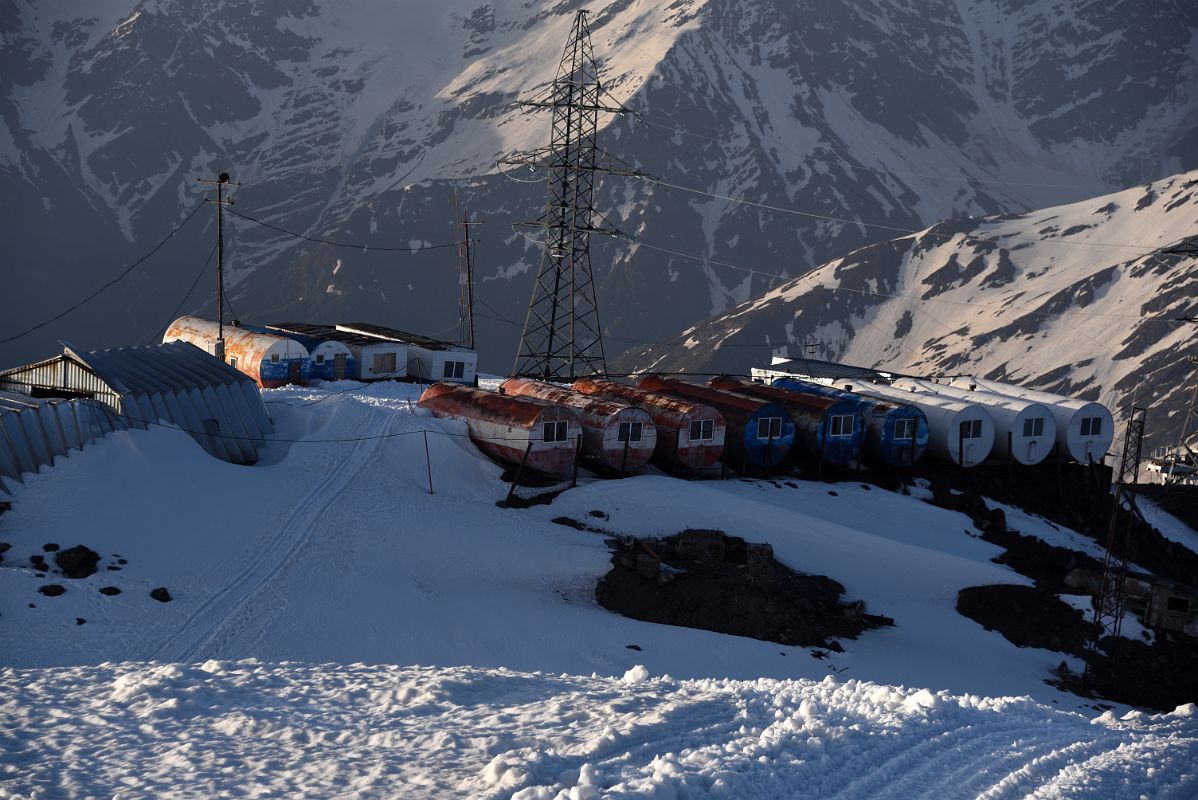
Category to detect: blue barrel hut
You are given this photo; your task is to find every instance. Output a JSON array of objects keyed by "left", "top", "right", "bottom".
[
  {"left": 772, "top": 377, "right": 929, "bottom": 468},
  {"left": 710, "top": 376, "right": 864, "bottom": 466},
  {"left": 239, "top": 324, "right": 356, "bottom": 382},
  {"left": 637, "top": 375, "right": 794, "bottom": 470}
]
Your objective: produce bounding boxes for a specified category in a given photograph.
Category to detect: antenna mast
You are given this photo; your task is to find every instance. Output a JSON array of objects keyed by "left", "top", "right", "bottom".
[
  {"left": 453, "top": 194, "right": 483, "bottom": 350},
  {"left": 198, "top": 171, "right": 239, "bottom": 361},
  {"left": 501, "top": 9, "right": 641, "bottom": 380}
]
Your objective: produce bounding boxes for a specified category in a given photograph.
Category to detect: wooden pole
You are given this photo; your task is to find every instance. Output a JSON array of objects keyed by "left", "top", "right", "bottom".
[
  {"left": 506, "top": 441, "right": 535, "bottom": 505},
  {"left": 423, "top": 430, "right": 434, "bottom": 495}
]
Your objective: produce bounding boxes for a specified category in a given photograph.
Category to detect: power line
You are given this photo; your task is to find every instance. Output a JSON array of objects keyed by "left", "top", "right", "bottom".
[
  {"left": 641, "top": 176, "right": 1163, "bottom": 253},
  {"left": 226, "top": 208, "right": 458, "bottom": 252},
  {"left": 143, "top": 242, "right": 218, "bottom": 345},
  {"left": 0, "top": 203, "right": 206, "bottom": 346}
]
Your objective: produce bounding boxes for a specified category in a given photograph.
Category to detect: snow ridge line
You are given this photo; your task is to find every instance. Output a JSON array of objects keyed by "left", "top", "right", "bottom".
[{"left": 150, "top": 413, "right": 394, "bottom": 663}]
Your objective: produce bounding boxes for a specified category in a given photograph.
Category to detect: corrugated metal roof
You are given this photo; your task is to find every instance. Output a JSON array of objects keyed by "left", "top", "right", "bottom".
[
  {"left": 0, "top": 342, "right": 272, "bottom": 465},
  {"left": 760, "top": 358, "right": 893, "bottom": 382}
]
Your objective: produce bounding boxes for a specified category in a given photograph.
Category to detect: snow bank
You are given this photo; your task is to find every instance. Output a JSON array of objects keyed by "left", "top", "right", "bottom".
[{"left": 0, "top": 661, "right": 1192, "bottom": 799}]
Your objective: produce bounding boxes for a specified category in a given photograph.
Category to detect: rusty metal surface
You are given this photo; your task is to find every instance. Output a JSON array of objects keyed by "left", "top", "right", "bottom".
[
  {"left": 501, "top": 378, "right": 656, "bottom": 472},
  {"left": 573, "top": 378, "right": 717, "bottom": 427},
  {"left": 637, "top": 375, "right": 769, "bottom": 422},
  {"left": 573, "top": 378, "right": 726, "bottom": 470},
  {"left": 710, "top": 376, "right": 837, "bottom": 412},
  {"left": 418, "top": 382, "right": 580, "bottom": 477},
  {"left": 166, "top": 316, "right": 309, "bottom": 388}
]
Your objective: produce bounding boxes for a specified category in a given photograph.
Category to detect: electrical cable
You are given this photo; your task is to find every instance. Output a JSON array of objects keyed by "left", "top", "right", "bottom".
[
  {"left": 225, "top": 208, "right": 458, "bottom": 252},
  {"left": 144, "top": 242, "right": 218, "bottom": 345},
  {"left": 0, "top": 203, "right": 206, "bottom": 346}
]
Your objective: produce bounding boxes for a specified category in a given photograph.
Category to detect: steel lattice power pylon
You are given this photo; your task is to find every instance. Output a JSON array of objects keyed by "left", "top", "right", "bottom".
[
  {"left": 501, "top": 10, "right": 641, "bottom": 380},
  {"left": 1084, "top": 405, "right": 1146, "bottom": 686}
]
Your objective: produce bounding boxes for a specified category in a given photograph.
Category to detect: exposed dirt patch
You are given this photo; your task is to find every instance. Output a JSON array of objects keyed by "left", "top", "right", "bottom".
[
  {"left": 596, "top": 529, "right": 891, "bottom": 650},
  {"left": 957, "top": 585, "right": 1097, "bottom": 655}
]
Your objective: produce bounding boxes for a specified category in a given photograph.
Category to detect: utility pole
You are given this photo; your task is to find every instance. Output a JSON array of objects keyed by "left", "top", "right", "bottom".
[
  {"left": 500, "top": 9, "right": 642, "bottom": 380},
  {"left": 453, "top": 195, "right": 483, "bottom": 350},
  {"left": 198, "top": 171, "right": 239, "bottom": 361}
]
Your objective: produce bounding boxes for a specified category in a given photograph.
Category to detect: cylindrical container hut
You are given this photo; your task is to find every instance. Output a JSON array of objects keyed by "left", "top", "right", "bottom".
[
  {"left": 709, "top": 376, "right": 864, "bottom": 466},
  {"left": 572, "top": 378, "right": 726, "bottom": 471},
  {"left": 418, "top": 382, "right": 582, "bottom": 478},
  {"left": 832, "top": 380, "right": 995, "bottom": 467},
  {"left": 948, "top": 377, "right": 1114, "bottom": 464},
  {"left": 240, "top": 324, "right": 355, "bottom": 382},
  {"left": 636, "top": 375, "right": 795, "bottom": 469},
  {"left": 500, "top": 378, "right": 656, "bottom": 473},
  {"left": 164, "top": 316, "right": 311, "bottom": 388},
  {"left": 771, "top": 378, "right": 928, "bottom": 468},
  {"left": 894, "top": 379, "right": 1057, "bottom": 466}
]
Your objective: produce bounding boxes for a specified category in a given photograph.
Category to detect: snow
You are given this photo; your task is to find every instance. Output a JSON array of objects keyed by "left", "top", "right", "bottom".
[
  {"left": 2, "top": 379, "right": 1196, "bottom": 796},
  {"left": 1137, "top": 497, "right": 1198, "bottom": 554}
]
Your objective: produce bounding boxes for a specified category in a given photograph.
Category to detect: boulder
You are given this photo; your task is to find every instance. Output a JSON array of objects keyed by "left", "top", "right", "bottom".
[
  {"left": 38, "top": 584, "right": 65, "bottom": 597},
  {"left": 55, "top": 546, "right": 100, "bottom": 579},
  {"left": 99, "top": 586, "right": 121, "bottom": 596},
  {"left": 150, "top": 587, "right": 172, "bottom": 603}
]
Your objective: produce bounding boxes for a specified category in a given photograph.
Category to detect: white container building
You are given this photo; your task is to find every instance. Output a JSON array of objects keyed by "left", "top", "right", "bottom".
[
  {"left": 948, "top": 377, "right": 1114, "bottom": 464},
  {"left": 267, "top": 323, "right": 408, "bottom": 382},
  {"left": 830, "top": 380, "right": 996, "bottom": 467},
  {"left": 335, "top": 323, "right": 478, "bottom": 385},
  {"left": 893, "top": 379, "right": 1057, "bottom": 465}
]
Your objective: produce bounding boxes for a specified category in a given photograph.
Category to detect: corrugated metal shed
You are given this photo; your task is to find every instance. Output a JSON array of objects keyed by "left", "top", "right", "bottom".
[
  {"left": 0, "top": 392, "right": 128, "bottom": 487},
  {"left": 0, "top": 342, "right": 273, "bottom": 466}
]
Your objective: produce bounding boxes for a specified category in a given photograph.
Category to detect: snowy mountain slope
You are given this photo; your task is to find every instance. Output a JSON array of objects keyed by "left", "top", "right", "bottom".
[
  {"left": 2, "top": 661, "right": 1194, "bottom": 799},
  {"left": 2, "top": 0, "right": 1195, "bottom": 373},
  {"left": 619, "top": 170, "right": 1198, "bottom": 449}
]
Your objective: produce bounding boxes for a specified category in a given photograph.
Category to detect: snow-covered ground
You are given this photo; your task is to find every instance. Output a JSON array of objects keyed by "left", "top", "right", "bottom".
[
  {"left": 2, "top": 661, "right": 1194, "bottom": 799},
  {"left": 1, "top": 380, "right": 1196, "bottom": 797}
]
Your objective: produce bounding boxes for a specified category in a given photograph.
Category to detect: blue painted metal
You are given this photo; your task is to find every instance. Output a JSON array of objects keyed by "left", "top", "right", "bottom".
[
  {"left": 240, "top": 324, "right": 357, "bottom": 382},
  {"left": 637, "top": 375, "right": 795, "bottom": 469},
  {"left": 710, "top": 376, "right": 864, "bottom": 466},
  {"left": 772, "top": 378, "right": 929, "bottom": 468}
]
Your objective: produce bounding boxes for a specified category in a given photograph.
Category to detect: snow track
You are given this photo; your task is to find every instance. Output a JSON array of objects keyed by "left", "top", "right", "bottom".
[
  {"left": 0, "top": 662, "right": 1193, "bottom": 799},
  {"left": 150, "top": 413, "right": 394, "bottom": 663}
]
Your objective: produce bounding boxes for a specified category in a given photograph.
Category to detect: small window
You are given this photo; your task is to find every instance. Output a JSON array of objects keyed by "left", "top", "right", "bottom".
[
  {"left": 1081, "top": 416, "right": 1102, "bottom": 436},
  {"left": 757, "top": 416, "right": 783, "bottom": 440},
  {"left": 618, "top": 422, "right": 643, "bottom": 443},
  {"left": 271, "top": 353, "right": 280, "bottom": 363},
  {"left": 372, "top": 352, "right": 397, "bottom": 374},
  {"left": 543, "top": 420, "right": 569, "bottom": 443},
  {"left": 1023, "top": 417, "right": 1044, "bottom": 437},
  {"left": 1166, "top": 596, "right": 1190, "bottom": 614},
  {"left": 443, "top": 360, "right": 466, "bottom": 379},
  {"left": 894, "top": 418, "right": 915, "bottom": 440},
  {"left": 829, "top": 414, "right": 853, "bottom": 437},
  {"left": 690, "top": 419, "right": 714, "bottom": 441},
  {"left": 228, "top": 356, "right": 238, "bottom": 369},
  {"left": 316, "top": 354, "right": 325, "bottom": 365},
  {"left": 960, "top": 420, "right": 982, "bottom": 439}
]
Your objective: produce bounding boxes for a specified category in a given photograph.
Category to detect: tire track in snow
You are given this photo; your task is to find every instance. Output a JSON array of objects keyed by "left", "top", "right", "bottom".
[{"left": 150, "top": 412, "right": 392, "bottom": 663}]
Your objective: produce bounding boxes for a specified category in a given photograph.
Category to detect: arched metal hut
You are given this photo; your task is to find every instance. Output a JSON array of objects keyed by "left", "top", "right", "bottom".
[
  {"left": 948, "top": 377, "right": 1114, "bottom": 464},
  {"left": 894, "top": 379, "right": 1057, "bottom": 466},
  {"left": 500, "top": 378, "right": 656, "bottom": 473},
  {"left": 637, "top": 375, "right": 795, "bottom": 470},
  {"left": 770, "top": 378, "right": 928, "bottom": 468},
  {"left": 418, "top": 382, "right": 581, "bottom": 477},
  {"left": 571, "top": 378, "right": 726, "bottom": 471},
  {"left": 709, "top": 376, "right": 864, "bottom": 466},
  {"left": 164, "top": 316, "right": 310, "bottom": 388}
]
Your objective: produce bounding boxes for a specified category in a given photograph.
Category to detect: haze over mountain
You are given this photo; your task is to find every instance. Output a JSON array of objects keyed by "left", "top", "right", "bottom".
[{"left": 2, "top": 0, "right": 1196, "bottom": 376}]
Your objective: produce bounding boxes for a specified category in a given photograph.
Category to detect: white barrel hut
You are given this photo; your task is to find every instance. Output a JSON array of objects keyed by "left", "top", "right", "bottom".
[
  {"left": 834, "top": 380, "right": 995, "bottom": 467},
  {"left": 893, "top": 379, "right": 1057, "bottom": 465},
  {"left": 948, "top": 377, "right": 1114, "bottom": 464}
]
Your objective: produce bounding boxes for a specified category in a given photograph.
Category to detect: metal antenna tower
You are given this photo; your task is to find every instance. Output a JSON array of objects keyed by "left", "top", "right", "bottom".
[
  {"left": 501, "top": 9, "right": 642, "bottom": 380},
  {"left": 198, "top": 171, "right": 239, "bottom": 362},
  {"left": 1084, "top": 405, "right": 1146, "bottom": 684},
  {"left": 453, "top": 194, "right": 483, "bottom": 350}
]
